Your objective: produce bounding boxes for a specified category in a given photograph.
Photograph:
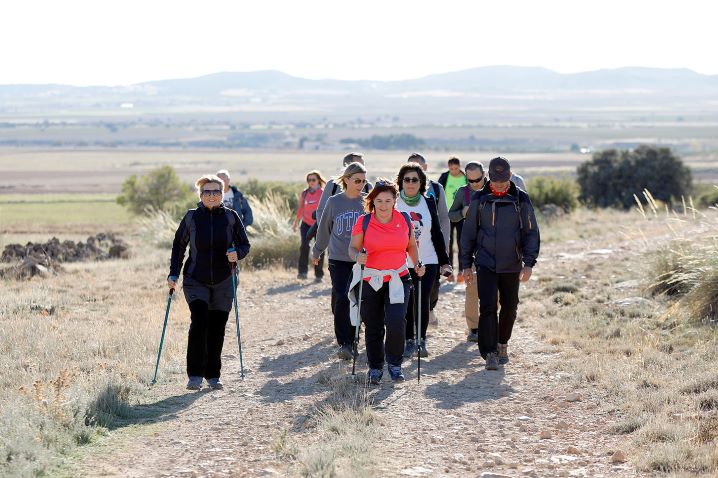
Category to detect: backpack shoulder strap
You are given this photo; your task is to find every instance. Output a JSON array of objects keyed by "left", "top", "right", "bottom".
[
  {"left": 332, "top": 182, "right": 339, "bottom": 195},
  {"left": 184, "top": 209, "right": 195, "bottom": 229},
  {"left": 464, "top": 186, "right": 470, "bottom": 205},
  {"left": 400, "top": 211, "right": 412, "bottom": 239},
  {"left": 361, "top": 213, "right": 371, "bottom": 234}
]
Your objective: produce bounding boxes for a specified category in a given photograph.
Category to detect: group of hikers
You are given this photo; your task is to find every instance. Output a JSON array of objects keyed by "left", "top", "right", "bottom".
[{"left": 167, "top": 153, "right": 540, "bottom": 389}]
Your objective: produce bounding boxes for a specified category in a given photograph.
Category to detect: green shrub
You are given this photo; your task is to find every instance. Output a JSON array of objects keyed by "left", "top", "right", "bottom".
[
  {"left": 694, "top": 184, "right": 718, "bottom": 209},
  {"left": 117, "top": 166, "right": 195, "bottom": 215},
  {"left": 527, "top": 176, "right": 579, "bottom": 213},
  {"left": 577, "top": 146, "right": 692, "bottom": 209}
]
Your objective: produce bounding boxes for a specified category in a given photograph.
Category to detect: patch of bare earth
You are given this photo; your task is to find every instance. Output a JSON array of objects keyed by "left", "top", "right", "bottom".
[{"left": 77, "top": 232, "right": 645, "bottom": 477}]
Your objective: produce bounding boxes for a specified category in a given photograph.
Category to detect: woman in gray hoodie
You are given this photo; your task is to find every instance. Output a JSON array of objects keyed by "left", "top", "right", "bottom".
[{"left": 313, "top": 162, "right": 371, "bottom": 360}]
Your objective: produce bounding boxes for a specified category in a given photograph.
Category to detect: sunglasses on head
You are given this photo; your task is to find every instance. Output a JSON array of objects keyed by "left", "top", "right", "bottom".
[
  {"left": 402, "top": 177, "right": 420, "bottom": 183},
  {"left": 467, "top": 176, "right": 484, "bottom": 184}
]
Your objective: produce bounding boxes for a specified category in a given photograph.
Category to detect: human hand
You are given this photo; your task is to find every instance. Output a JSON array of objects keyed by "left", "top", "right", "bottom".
[
  {"left": 462, "top": 268, "right": 473, "bottom": 284},
  {"left": 226, "top": 250, "right": 238, "bottom": 263},
  {"left": 519, "top": 266, "right": 532, "bottom": 282}
]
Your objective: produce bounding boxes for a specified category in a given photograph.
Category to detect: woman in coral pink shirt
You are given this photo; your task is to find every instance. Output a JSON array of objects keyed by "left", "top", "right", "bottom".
[
  {"left": 293, "top": 170, "right": 326, "bottom": 280},
  {"left": 348, "top": 178, "right": 424, "bottom": 384}
]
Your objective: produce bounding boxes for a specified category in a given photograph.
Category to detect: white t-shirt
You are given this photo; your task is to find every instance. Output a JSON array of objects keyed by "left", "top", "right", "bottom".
[
  {"left": 222, "top": 188, "right": 234, "bottom": 209},
  {"left": 396, "top": 195, "right": 438, "bottom": 267}
]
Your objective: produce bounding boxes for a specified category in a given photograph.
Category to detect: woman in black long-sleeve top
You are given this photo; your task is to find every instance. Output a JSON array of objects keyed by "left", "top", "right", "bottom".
[{"left": 168, "top": 174, "right": 250, "bottom": 390}]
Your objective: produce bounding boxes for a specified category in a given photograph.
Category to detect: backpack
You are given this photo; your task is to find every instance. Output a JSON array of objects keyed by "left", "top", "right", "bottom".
[
  {"left": 425, "top": 181, "right": 442, "bottom": 209},
  {"left": 361, "top": 211, "right": 412, "bottom": 239}
]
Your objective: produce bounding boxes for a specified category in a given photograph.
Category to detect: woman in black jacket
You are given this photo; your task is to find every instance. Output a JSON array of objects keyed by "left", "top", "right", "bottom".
[
  {"left": 168, "top": 174, "right": 251, "bottom": 390},
  {"left": 395, "top": 163, "right": 452, "bottom": 358}
]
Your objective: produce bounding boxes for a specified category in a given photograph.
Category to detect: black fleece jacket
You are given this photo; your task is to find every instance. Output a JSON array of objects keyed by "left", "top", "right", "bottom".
[
  {"left": 169, "top": 203, "right": 250, "bottom": 285},
  {"left": 459, "top": 181, "right": 540, "bottom": 273}
]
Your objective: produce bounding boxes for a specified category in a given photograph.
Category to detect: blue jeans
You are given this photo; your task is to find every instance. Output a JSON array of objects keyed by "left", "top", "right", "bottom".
[{"left": 328, "top": 259, "right": 354, "bottom": 346}]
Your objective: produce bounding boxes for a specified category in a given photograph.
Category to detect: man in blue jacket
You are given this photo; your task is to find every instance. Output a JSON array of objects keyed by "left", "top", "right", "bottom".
[
  {"left": 217, "top": 169, "right": 253, "bottom": 227},
  {"left": 459, "top": 157, "right": 540, "bottom": 371}
]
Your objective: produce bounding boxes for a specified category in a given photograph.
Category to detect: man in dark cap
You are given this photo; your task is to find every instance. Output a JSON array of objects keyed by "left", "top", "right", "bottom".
[{"left": 459, "top": 157, "right": 540, "bottom": 370}]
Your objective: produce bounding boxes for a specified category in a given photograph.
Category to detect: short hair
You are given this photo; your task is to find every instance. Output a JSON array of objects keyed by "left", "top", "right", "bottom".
[
  {"left": 364, "top": 178, "right": 398, "bottom": 213},
  {"left": 216, "top": 169, "right": 230, "bottom": 178},
  {"left": 465, "top": 161, "right": 484, "bottom": 173},
  {"left": 396, "top": 163, "right": 427, "bottom": 194},
  {"left": 447, "top": 156, "right": 461, "bottom": 167},
  {"left": 343, "top": 152, "right": 364, "bottom": 166},
  {"left": 195, "top": 174, "right": 225, "bottom": 199},
  {"left": 407, "top": 153, "right": 426, "bottom": 165},
  {"left": 336, "top": 162, "right": 367, "bottom": 191},
  {"left": 306, "top": 170, "right": 327, "bottom": 188}
]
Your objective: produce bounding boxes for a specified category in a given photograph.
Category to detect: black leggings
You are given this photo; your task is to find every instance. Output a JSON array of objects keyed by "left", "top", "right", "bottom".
[
  {"left": 405, "top": 265, "right": 439, "bottom": 340},
  {"left": 187, "top": 300, "right": 230, "bottom": 379}
]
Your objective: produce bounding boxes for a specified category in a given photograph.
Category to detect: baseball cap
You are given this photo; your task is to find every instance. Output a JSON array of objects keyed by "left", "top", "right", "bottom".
[{"left": 489, "top": 157, "right": 511, "bottom": 182}]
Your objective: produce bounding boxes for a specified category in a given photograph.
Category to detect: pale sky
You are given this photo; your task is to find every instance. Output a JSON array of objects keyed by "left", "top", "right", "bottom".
[{"left": 1, "top": 0, "right": 717, "bottom": 86}]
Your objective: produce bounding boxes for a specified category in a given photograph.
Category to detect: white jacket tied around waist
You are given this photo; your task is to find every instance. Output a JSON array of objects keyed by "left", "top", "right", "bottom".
[{"left": 347, "top": 262, "right": 409, "bottom": 326}]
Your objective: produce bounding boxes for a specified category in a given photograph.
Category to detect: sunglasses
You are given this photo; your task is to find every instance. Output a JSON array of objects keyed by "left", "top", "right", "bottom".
[
  {"left": 351, "top": 178, "right": 367, "bottom": 185},
  {"left": 201, "top": 189, "right": 222, "bottom": 196},
  {"left": 402, "top": 177, "right": 420, "bottom": 183},
  {"left": 307, "top": 178, "right": 318, "bottom": 183},
  {"left": 467, "top": 176, "right": 484, "bottom": 184}
]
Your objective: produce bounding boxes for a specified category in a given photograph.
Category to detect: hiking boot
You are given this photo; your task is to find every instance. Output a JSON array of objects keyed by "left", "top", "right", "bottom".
[
  {"left": 207, "top": 378, "right": 224, "bottom": 390},
  {"left": 186, "top": 376, "right": 203, "bottom": 390},
  {"left": 467, "top": 328, "right": 479, "bottom": 342},
  {"left": 337, "top": 344, "right": 353, "bottom": 361},
  {"left": 388, "top": 365, "right": 405, "bottom": 383},
  {"left": 297, "top": 273, "right": 308, "bottom": 280},
  {"left": 418, "top": 339, "right": 429, "bottom": 358},
  {"left": 498, "top": 343, "right": 509, "bottom": 365},
  {"left": 367, "top": 368, "right": 383, "bottom": 385},
  {"left": 485, "top": 352, "right": 499, "bottom": 371},
  {"left": 402, "top": 339, "right": 417, "bottom": 359},
  {"left": 314, "top": 275, "right": 324, "bottom": 283}
]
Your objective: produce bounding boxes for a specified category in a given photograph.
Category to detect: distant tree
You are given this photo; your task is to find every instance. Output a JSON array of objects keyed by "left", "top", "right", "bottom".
[
  {"left": 117, "top": 166, "right": 195, "bottom": 215},
  {"left": 339, "top": 134, "right": 425, "bottom": 150},
  {"left": 577, "top": 145, "right": 692, "bottom": 209}
]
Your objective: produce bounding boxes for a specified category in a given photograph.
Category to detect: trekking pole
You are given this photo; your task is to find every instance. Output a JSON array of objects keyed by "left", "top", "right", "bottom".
[
  {"left": 352, "top": 257, "right": 365, "bottom": 376},
  {"left": 151, "top": 288, "right": 174, "bottom": 385},
  {"left": 417, "top": 261, "right": 423, "bottom": 383},
  {"left": 228, "top": 248, "right": 245, "bottom": 380}
]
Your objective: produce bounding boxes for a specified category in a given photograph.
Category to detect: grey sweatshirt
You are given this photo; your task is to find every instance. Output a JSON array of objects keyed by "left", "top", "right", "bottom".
[{"left": 312, "top": 192, "right": 365, "bottom": 262}]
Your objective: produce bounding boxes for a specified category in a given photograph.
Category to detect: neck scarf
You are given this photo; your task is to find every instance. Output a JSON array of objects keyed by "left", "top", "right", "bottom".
[
  {"left": 400, "top": 190, "right": 421, "bottom": 207},
  {"left": 490, "top": 182, "right": 509, "bottom": 197}
]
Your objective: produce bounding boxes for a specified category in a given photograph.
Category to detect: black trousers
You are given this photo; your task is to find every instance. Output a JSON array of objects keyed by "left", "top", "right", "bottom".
[
  {"left": 187, "top": 300, "right": 230, "bottom": 379},
  {"left": 477, "top": 267, "right": 520, "bottom": 358},
  {"left": 449, "top": 221, "right": 463, "bottom": 269},
  {"left": 328, "top": 259, "right": 355, "bottom": 346},
  {"left": 299, "top": 221, "right": 324, "bottom": 277},
  {"left": 360, "top": 276, "right": 411, "bottom": 369},
  {"left": 405, "top": 265, "right": 438, "bottom": 340}
]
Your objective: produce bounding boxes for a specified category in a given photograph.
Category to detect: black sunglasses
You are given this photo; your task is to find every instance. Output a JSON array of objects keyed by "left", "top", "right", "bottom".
[
  {"left": 402, "top": 177, "right": 420, "bottom": 183},
  {"left": 467, "top": 176, "right": 484, "bottom": 184},
  {"left": 201, "top": 189, "right": 222, "bottom": 196}
]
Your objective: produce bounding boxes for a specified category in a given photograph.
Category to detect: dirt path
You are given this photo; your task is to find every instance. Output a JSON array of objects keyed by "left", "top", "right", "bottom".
[{"left": 79, "top": 239, "right": 642, "bottom": 477}]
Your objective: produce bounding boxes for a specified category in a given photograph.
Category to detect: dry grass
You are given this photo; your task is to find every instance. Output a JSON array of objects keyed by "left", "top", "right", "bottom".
[
  {"left": 0, "top": 235, "right": 190, "bottom": 476},
  {"left": 272, "top": 375, "right": 380, "bottom": 478},
  {"left": 527, "top": 204, "right": 718, "bottom": 475}
]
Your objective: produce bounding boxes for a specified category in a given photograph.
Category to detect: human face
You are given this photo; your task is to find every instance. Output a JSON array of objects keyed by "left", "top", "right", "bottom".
[
  {"left": 217, "top": 173, "right": 230, "bottom": 192},
  {"left": 345, "top": 173, "right": 367, "bottom": 195},
  {"left": 200, "top": 182, "right": 223, "bottom": 209},
  {"left": 307, "top": 175, "right": 319, "bottom": 187},
  {"left": 373, "top": 191, "right": 396, "bottom": 216},
  {"left": 491, "top": 180, "right": 510, "bottom": 192},
  {"left": 448, "top": 164, "right": 462, "bottom": 176},
  {"left": 402, "top": 171, "right": 421, "bottom": 197},
  {"left": 466, "top": 170, "right": 485, "bottom": 191}
]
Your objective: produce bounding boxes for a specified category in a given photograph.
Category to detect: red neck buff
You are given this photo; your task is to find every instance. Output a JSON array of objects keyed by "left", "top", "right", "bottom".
[{"left": 490, "top": 182, "right": 509, "bottom": 197}]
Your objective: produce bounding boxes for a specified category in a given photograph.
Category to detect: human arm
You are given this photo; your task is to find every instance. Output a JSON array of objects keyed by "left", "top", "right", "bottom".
[
  {"left": 168, "top": 212, "right": 191, "bottom": 288},
  {"left": 448, "top": 185, "right": 467, "bottom": 223}
]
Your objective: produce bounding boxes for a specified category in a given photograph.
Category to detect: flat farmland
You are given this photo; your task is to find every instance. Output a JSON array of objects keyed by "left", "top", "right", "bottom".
[{"left": 1, "top": 149, "right": 716, "bottom": 195}]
